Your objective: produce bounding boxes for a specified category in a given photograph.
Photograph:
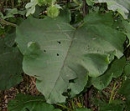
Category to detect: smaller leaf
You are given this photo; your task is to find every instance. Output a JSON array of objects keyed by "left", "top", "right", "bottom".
[
  {"left": 124, "top": 63, "right": 130, "bottom": 77},
  {"left": 38, "top": 0, "right": 56, "bottom": 5},
  {"left": 110, "top": 57, "right": 126, "bottom": 78},
  {"left": 118, "top": 78, "right": 130, "bottom": 111},
  {"left": 118, "top": 79, "right": 130, "bottom": 97},
  {"left": 92, "top": 57, "right": 126, "bottom": 90},
  {"left": 38, "top": 0, "right": 47, "bottom": 5},
  {"left": 75, "top": 108, "right": 92, "bottom": 111},
  {"left": 93, "top": 0, "right": 130, "bottom": 19},
  {"left": 107, "top": 1, "right": 129, "bottom": 19},
  {"left": 86, "top": 0, "right": 95, "bottom": 6},
  {"left": 0, "top": 38, "right": 23, "bottom": 90},
  {"left": 8, "top": 94, "right": 61, "bottom": 111},
  {"left": 5, "top": 8, "right": 18, "bottom": 18},
  {"left": 122, "top": 21, "right": 130, "bottom": 43},
  {"left": 92, "top": 72, "right": 113, "bottom": 90},
  {"left": 25, "top": 0, "right": 38, "bottom": 16},
  {"left": 100, "top": 103, "right": 123, "bottom": 111},
  {"left": 82, "top": 54, "right": 110, "bottom": 77}
]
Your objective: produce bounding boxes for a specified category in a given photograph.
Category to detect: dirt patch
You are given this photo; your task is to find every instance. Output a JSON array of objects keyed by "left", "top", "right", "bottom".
[{"left": 0, "top": 74, "right": 40, "bottom": 111}]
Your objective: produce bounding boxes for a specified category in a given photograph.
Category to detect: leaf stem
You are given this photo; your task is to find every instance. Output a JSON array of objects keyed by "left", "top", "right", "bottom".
[
  {"left": 11, "top": 0, "right": 14, "bottom": 8},
  {"left": 109, "top": 81, "right": 117, "bottom": 104},
  {"left": 56, "top": 104, "right": 73, "bottom": 111},
  {"left": 0, "top": 18, "right": 17, "bottom": 27}
]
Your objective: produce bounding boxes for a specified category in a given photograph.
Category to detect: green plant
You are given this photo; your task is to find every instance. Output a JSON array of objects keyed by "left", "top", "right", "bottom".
[{"left": 0, "top": 0, "right": 130, "bottom": 111}]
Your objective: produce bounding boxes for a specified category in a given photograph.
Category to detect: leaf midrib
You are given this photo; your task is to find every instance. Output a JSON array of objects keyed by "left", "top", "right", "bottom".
[{"left": 47, "top": 30, "right": 76, "bottom": 101}]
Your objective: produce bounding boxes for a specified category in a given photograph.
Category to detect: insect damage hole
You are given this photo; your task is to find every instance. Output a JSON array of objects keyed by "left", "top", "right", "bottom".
[
  {"left": 69, "top": 79, "right": 75, "bottom": 83},
  {"left": 57, "top": 41, "right": 61, "bottom": 44},
  {"left": 57, "top": 53, "right": 59, "bottom": 56}
]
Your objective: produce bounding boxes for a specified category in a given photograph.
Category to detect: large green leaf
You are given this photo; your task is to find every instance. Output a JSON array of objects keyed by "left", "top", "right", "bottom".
[
  {"left": 91, "top": 0, "right": 130, "bottom": 19},
  {"left": 16, "top": 12, "right": 125, "bottom": 103},
  {"left": 8, "top": 94, "right": 61, "bottom": 111},
  {"left": 0, "top": 38, "right": 22, "bottom": 90}
]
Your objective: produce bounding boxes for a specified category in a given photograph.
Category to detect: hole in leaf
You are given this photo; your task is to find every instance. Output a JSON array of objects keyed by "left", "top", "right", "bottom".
[
  {"left": 25, "top": 108, "right": 30, "bottom": 111},
  {"left": 62, "top": 92, "right": 69, "bottom": 96},
  {"left": 97, "top": 50, "right": 99, "bottom": 52},
  {"left": 67, "top": 89, "right": 71, "bottom": 92},
  {"left": 12, "top": 43, "right": 17, "bottom": 47},
  {"left": 57, "top": 41, "right": 61, "bottom": 44},
  {"left": 36, "top": 79, "right": 42, "bottom": 82},
  {"left": 69, "top": 79, "right": 75, "bottom": 83},
  {"left": 44, "top": 50, "right": 46, "bottom": 52},
  {"left": 57, "top": 53, "right": 59, "bottom": 56},
  {"left": 34, "top": 75, "right": 40, "bottom": 78}
]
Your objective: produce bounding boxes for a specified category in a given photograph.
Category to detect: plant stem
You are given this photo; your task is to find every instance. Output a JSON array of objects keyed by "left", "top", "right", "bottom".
[
  {"left": 56, "top": 104, "right": 73, "bottom": 111},
  {"left": 11, "top": 0, "right": 14, "bottom": 8},
  {"left": 109, "top": 81, "right": 117, "bottom": 104},
  {"left": 0, "top": 18, "right": 17, "bottom": 27}
]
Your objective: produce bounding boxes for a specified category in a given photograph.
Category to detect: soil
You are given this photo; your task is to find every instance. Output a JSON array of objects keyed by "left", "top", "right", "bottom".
[
  {"left": 0, "top": 74, "right": 40, "bottom": 111},
  {"left": 0, "top": 75, "right": 124, "bottom": 111}
]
